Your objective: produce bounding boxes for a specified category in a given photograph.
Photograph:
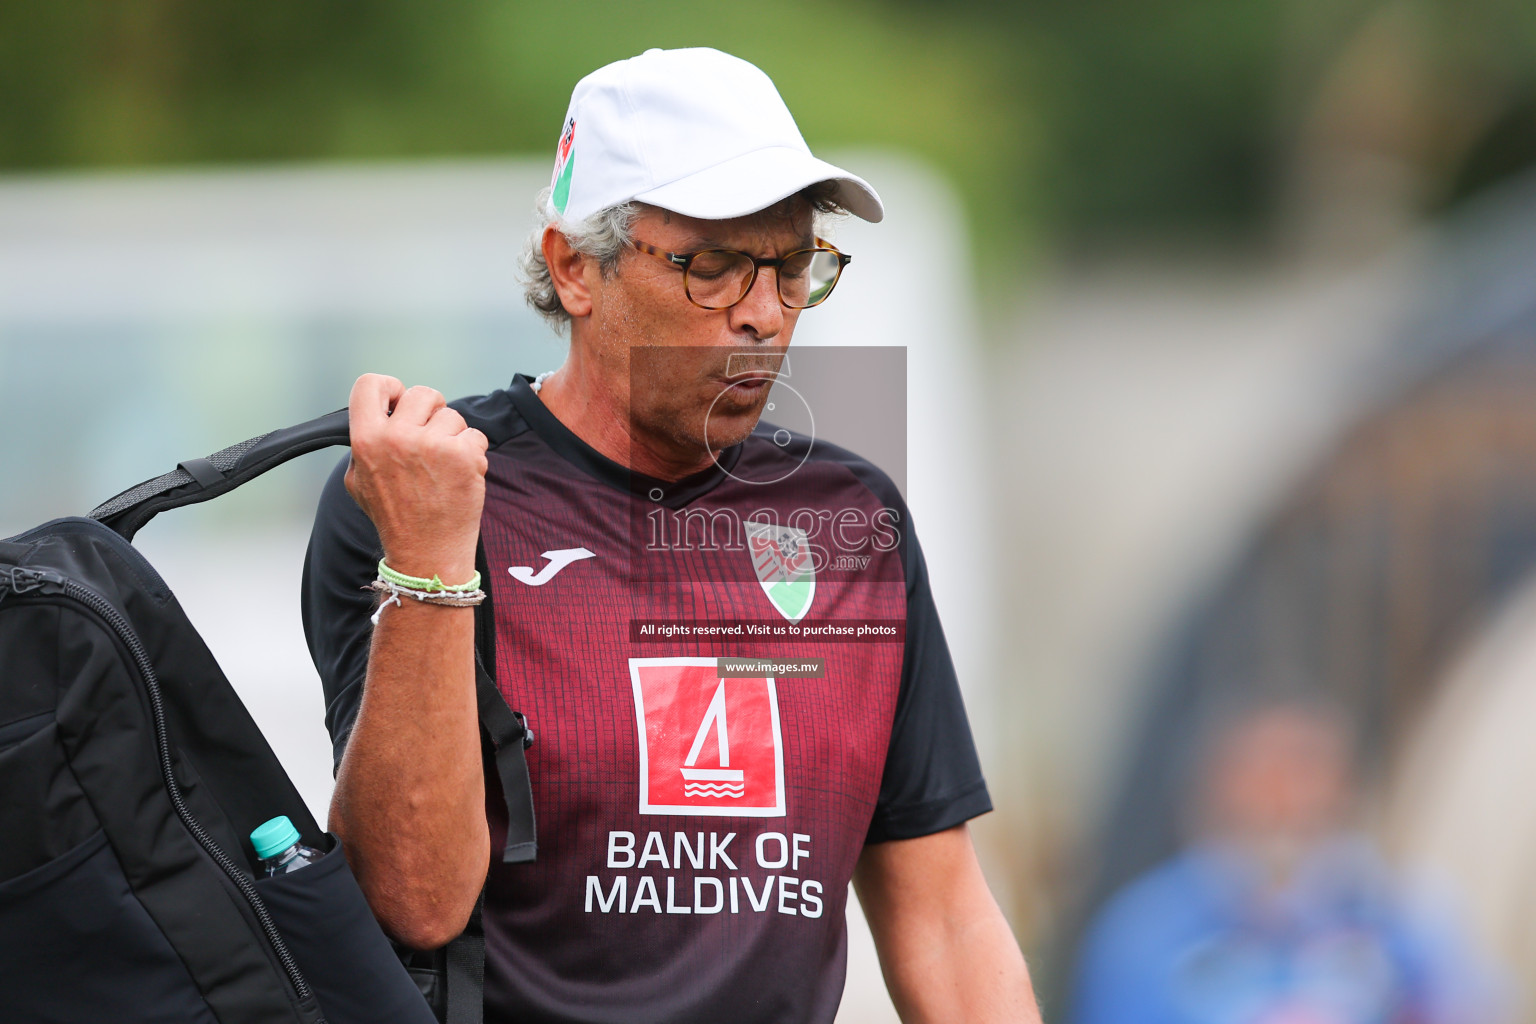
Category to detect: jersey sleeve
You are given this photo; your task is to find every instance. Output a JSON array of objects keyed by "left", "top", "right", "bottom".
[
  {"left": 300, "top": 454, "right": 382, "bottom": 772},
  {"left": 864, "top": 514, "right": 993, "bottom": 843}
]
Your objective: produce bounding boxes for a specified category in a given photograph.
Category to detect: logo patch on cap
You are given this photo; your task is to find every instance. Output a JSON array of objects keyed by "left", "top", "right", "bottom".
[{"left": 552, "top": 117, "right": 577, "bottom": 214}]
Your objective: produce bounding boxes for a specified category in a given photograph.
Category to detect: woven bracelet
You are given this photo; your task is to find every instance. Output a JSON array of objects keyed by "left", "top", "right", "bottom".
[
  {"left": 376, "top": 559, "right": 482, "bottom": 594},
  {"left": 369, "top": 576, "right": 485, "bottom": 626}
]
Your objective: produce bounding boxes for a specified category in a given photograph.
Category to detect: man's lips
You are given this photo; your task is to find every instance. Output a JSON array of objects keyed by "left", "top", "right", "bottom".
[{"left": 714, "top": 374, "right": 773, "bottom": 394}]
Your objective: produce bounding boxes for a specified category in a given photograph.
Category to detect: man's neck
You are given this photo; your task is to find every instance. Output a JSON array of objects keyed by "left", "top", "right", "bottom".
[{"left": 534, "top": 363, "right": 719, "bottom": 483}]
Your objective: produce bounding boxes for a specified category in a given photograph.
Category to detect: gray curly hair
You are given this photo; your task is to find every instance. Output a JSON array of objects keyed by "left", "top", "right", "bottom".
[{"left": 519, "top": 182, "right": 847, "bottom": 332}]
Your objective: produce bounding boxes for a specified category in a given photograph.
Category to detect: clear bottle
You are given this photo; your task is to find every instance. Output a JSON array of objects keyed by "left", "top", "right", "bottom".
[{"left": 251, "top": 815, "right": 325, "bottom": 876}]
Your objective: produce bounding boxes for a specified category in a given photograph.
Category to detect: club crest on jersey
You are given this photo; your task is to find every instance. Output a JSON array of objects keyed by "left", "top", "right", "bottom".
[
  {"left": 629, "top": 658, "right": 786, "bottom": 817},
  {"left": 746, "top": 522, "right": 816, "bottom": 623}
]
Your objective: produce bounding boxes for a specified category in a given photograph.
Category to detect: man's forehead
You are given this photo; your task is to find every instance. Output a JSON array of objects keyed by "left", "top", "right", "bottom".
[{"left": 645, "top": 200, "right": 815, "bottom": 250}]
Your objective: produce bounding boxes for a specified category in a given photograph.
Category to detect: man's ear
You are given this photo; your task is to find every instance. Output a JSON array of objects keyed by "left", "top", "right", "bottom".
[{"left": 543, "top": 225, "right": 594, "bottom": 319}]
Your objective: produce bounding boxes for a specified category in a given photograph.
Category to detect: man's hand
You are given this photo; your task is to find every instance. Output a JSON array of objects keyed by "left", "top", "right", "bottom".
[
  {"left": 344, "top": 374, "right": 489, "bottom": 584},
  {"left": 330, "top": 373, "right": 492, "bottom": 951},
  {"left": 854, "top": 825, "right": 1040, "bottom": 1023}
]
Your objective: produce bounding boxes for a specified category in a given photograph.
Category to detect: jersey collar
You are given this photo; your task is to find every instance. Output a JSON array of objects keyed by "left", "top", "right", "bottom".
[{"left": 507, "top": 374, "right": 743, "bottom": 509}]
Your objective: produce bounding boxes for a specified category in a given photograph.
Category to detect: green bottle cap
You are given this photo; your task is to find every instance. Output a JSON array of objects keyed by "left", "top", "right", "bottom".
[{"left": 250, "top": 815, "right": 302, "bottom": 861}]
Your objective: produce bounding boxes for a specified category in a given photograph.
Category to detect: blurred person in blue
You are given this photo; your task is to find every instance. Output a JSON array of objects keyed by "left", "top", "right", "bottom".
[{"left": 1072, "top": 697, "right": 1504, "bottom": 1024}]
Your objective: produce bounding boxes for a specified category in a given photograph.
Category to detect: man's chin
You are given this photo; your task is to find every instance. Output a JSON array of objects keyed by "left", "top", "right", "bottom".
[{"left": 701, "top": 411, "right": 761, "bottom": 453}]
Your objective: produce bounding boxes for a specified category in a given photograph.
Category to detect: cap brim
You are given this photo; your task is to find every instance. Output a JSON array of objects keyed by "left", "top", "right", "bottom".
[{"left": 633, "top": 146, "right": 884, "bottom": 223}]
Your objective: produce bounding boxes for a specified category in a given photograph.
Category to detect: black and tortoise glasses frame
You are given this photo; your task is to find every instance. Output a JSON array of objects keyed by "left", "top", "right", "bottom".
[{"left": 627, "top": 236, "right": 853, "bottom": 310}]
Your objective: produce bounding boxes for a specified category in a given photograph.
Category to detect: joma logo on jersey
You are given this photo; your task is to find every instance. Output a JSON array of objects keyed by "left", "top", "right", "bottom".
[{"left": 629, "top": 658, "right": 786, "bottom": 817}]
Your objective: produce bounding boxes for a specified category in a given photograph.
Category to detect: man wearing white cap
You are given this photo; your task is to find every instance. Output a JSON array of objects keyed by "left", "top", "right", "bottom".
[{"left": 304, "top": 47, "right": 1038, "bottom": 1023}]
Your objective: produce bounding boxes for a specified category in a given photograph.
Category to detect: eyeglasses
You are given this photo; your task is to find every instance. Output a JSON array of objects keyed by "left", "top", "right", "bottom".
[{"left": 628, "top": 236, "right": 852, "bottom": 310}]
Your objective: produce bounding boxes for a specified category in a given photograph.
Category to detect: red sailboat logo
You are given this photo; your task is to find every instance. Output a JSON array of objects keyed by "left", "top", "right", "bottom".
[
  {"left": 679, "top": 680, "right": 745, "bottom": 798},
  {"left": 629, "top": 658, "right": 786, "bottom": 817}
]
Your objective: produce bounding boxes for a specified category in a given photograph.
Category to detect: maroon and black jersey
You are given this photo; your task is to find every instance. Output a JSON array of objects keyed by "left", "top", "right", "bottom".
[{"left": 303, "top": 375, "right": 990, "bottom": 1024}]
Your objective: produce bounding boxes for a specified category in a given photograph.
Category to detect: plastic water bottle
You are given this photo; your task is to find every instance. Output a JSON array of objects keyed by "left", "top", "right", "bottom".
[{"left": 251, "top": 815, "right": 325, "bottom": 876}]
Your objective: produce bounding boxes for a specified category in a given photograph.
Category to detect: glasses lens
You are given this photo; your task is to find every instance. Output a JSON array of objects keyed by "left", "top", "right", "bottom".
[
  {"left": 779, "top": 249, "right": 843, "bottom": 309},
  {"left": 685, "top": 250, "right": 756, "bottom": 309}
]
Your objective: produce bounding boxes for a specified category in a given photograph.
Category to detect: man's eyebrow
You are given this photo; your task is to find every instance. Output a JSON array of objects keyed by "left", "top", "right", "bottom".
[
  {"left": 670, "top": 232, "right": 720, "bottom": 250},
  {"left": 668, "top": 232, "right": 818, "bottom": 253}
]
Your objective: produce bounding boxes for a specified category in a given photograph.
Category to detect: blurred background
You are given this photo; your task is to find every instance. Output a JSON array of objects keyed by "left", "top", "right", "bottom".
[{"left": 7, "top": 1, "right": 1536, "bottom": 1021}]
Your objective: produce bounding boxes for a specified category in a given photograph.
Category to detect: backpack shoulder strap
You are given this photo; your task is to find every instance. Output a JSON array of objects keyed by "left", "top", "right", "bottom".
[
  {"left": 472, "top": 539, "right": 537, "bottom": 865},
  {"left": 90, "top": 409, "right": 350, "bottom": 540},
  {"left": 428, "top": 542, "right": 537, "bottom": 1023},
  {"left": 443, "top": 897, "right": 485, "bottom": 1024}
]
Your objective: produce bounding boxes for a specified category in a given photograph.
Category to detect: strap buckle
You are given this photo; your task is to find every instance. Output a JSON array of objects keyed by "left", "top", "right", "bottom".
[{"left": 512, "top": 711, "right": 535, "bottom": 749}]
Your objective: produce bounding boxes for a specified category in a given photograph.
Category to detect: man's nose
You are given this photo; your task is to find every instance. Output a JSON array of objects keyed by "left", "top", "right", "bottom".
[{"left": 728, "top": 265, "right": 785, "bottom": 341}]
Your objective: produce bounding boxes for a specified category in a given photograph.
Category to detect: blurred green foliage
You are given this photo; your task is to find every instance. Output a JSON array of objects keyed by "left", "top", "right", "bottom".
[
  {"left": 0, "top": 1, "right": 1034, "bottom": 266},
  {"left": 4, "top": 0, "right": 1536, "bottom": 266}
]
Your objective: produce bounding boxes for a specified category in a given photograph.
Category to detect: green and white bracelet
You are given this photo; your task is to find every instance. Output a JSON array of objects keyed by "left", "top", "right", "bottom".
[
  {"left": 376, "top": 559, "right": 482, "bottom": 593},
  {"left": 369, "top": 559, "right": 485, "bottom": 625}
]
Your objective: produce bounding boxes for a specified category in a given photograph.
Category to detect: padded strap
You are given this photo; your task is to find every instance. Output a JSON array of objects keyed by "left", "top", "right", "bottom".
[
  {"left": 177, "top": 457, "right": 225, "bottom": 489},
  {"left": 90, "top": 408, "right": 350, "bottom": 540},
  {"left": 472, "top": 541, "right": 537, "bottom": 864},
  {"left": 476, "top": 658, "right": 537, "bottom": 864},
  {"left": 443, "top": 897, "right": 485, "bottom": 1024}
]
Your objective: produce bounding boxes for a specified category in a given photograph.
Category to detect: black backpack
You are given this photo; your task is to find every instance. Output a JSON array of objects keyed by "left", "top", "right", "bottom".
[{"left": 0, "top": 410, "right": 536, "bottom": 1024}]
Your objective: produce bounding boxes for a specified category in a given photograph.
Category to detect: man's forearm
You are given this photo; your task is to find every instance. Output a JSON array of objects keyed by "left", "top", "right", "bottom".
[
  {"left": 329, "top": 374, "right": 493, "bottom": 951},
  {"left": 882, "top": 895, "right": 1037, "bottom": 1023},
  {"left": 330, "top": 595, "right": 489, "bottom": 950},
  {"left": 855, "top": 826, "right": 1041, "bottom": 1023}
]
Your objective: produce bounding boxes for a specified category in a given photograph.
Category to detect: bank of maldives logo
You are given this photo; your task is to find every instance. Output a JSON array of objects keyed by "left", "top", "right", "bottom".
[
  {"left": 747, "top": 522, "right": 815, "bottom": 623},
  {"left": 629, "top": 658, "right": 786, "bottom": 817}
]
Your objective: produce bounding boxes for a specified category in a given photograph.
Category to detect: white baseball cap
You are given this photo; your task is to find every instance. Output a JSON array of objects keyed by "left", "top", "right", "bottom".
[{"left": 547, "top": 47, "right": 884, "bottom": 225}]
